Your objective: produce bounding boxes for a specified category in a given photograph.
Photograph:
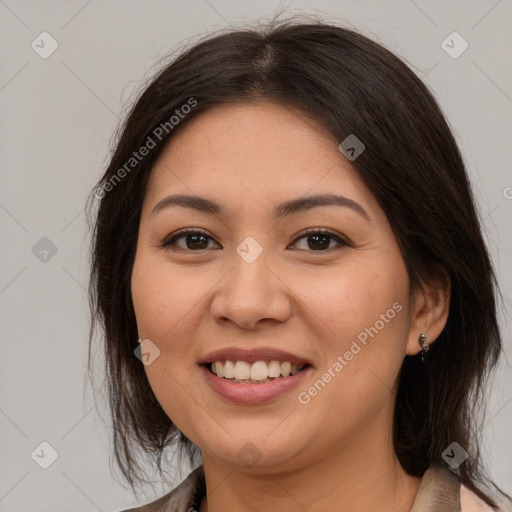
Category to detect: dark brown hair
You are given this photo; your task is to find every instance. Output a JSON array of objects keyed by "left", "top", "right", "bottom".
[{"left": 86, "top": 16, "right": 510, "bottom": 507}]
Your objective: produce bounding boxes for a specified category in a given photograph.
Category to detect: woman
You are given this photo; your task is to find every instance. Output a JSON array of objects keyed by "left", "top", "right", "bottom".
[{"left": 86, "top": 18, "right": 511, "bottom": 512}]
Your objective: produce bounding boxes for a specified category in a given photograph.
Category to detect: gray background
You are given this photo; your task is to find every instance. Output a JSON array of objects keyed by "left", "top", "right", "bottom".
[{"left": 1, "top": 1, "right": 511, "bottom": 511}]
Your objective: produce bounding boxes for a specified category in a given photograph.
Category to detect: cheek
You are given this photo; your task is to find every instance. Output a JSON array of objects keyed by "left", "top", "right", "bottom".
[
  {"left": 296, "top": 260, "right": 408, "bottom": 341},
  {"left": 131, "top": 254, "right": 203, "bottom": 341},
  {"left": 291, "top": 268, "right": 410, "bottom": 437},
  {"left": 131, "top": 256, "right": 206, "bottom": 434},
  {"left": 294, "top": 258, "right": 410, "bottom": 393}
]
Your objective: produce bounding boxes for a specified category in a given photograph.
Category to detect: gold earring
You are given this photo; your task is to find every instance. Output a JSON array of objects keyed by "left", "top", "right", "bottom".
[{"left": 418, "top": 332, "right": 430, "bottom": 363}]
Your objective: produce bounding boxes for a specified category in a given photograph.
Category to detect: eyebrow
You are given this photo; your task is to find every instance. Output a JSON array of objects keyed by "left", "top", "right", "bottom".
[{"left": 150, "top": 193, "right": 370, "bottom": 221}]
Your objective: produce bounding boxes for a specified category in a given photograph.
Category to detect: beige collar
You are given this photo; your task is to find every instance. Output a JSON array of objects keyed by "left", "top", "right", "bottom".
[{"left": 410, "top": 464, "right": 461, "bottom": 512}]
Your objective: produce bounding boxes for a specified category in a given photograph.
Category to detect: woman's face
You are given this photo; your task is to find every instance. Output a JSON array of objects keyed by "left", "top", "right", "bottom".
[{"left": 131, "top": 101, "right": 422, "bottom": 472}]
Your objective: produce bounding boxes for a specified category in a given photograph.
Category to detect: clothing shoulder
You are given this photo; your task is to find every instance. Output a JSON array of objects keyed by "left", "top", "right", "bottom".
[
  {"left": 460, "top": 484, "right": 512, "bottom": 512},
  {"left": 117, "top": 465, "right": 205, "bottom": 512}
]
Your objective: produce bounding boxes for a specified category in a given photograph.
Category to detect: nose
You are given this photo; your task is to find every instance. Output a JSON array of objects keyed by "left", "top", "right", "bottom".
[{"left": 210, "top": 250, "right": 292, "bottom": 330}]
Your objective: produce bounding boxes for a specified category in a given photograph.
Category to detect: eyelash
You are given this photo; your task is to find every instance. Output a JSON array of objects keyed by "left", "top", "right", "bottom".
[{"left": 160, "top": 227, "right": 350, "bottom": 253}]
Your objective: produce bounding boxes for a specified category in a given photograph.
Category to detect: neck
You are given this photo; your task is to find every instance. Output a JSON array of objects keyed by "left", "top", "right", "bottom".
[{"left": 199, "top": 425, "right": 421, "bottom": 512}]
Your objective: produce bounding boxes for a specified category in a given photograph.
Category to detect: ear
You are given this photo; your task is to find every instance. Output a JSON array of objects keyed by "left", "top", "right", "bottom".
[{"left": 405, "top": 265, "right": 451, "bottom": 356}]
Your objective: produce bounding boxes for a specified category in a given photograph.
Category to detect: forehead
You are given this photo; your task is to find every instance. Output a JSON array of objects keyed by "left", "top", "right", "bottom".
[{"left": 144, "top": 101, "right": 374, "bottom": 215}]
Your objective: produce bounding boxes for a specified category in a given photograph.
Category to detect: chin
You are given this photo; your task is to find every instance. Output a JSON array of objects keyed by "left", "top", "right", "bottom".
[{"left": 198, "top": 430, "right": 313, "bottom": 473}]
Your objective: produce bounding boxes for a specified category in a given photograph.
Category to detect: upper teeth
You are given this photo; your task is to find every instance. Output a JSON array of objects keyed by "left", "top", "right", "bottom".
[{"left": 211, "top": 360, "right": 305, "bottom": 380}]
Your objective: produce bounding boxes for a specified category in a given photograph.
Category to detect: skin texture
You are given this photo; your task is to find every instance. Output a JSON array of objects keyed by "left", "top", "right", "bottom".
[{"left": 131, "top": 101, "right": 451, "bottom": 512}]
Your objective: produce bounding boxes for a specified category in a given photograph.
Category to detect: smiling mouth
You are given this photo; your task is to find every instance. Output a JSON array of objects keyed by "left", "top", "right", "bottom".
[{"left": 206, "top": 360, "right": 310, "bottom": 384}]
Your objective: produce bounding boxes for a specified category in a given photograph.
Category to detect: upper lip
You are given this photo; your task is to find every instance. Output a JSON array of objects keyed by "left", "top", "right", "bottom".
[{"left": 198, "top": 347, "right": 313, "bottom": 367}]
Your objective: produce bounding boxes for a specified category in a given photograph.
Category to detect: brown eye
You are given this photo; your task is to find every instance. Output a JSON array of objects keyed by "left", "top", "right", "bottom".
[
  {"left": 161, "top": 228, "right": 348, "bottom": 253},
  {"left": 161, "top": 229, "right": 219, "bottom": 251},
  {"left": 289, "top": 229, "right": 348, "bottom": 252}
]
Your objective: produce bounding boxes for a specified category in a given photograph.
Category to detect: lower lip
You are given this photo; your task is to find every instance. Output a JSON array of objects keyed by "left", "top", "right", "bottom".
[{"left": 200, "top": 364, "right": 312, "bottom": 404}]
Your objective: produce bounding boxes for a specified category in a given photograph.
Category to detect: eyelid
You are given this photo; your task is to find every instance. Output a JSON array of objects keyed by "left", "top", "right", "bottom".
[
  {"left": 161, "top": 227, "right": 218, "bottom": 249},
  {"left": 291, "top": 227, "right": 351, "bottom": 247},
  {"left": 160, "top": 226, "right": 351, "bottom": 252}
]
